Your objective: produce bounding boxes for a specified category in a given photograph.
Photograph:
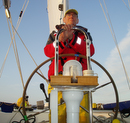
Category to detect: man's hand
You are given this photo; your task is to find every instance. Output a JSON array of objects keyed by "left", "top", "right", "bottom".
[{"left": 59, "top": 24, "right": 74, "bottom": 42}]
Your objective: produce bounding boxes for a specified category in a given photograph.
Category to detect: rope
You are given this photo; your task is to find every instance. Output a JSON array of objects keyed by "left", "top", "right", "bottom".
[
  {"left": 93, "top": 116, "right": 127, "bottom": 123},
  {"left": 0, "top": 0, "right": 29, "bottom": 83},
  {"left": 9, "top": 100, "right": 23, "bottom": 123},
  {"left": 6, "top": 14, "right": 25, "bottom": 89},
  {"left": 129, "top": 0, "right": 130, "bottom": 7},
  {"left": 93, "top": 112, "right": 127, "bottom": 123},
  {"left": 16, "top": 0, "right": 29, "bottom": 31},
  {"left": 12, "top": 25, "right": 45, "bottom": 80},
  {"left": 99, "top": 0, "right": 130, "bottom": 89},
  {"left": 0, "top": 9, "right": 13, "bottom": 78},
  {"left": 0, "top": 0, "right": 30, "bottom": 78},
  {"left": 122, "top": 0, "right": 130, "bottom": 11},
  {"left": 0, "top": 41, "right": 12, "bottom": 77}
]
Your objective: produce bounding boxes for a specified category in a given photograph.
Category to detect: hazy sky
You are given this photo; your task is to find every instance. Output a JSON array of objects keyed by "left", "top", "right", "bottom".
[{"left": 0, "top": 0, "right": 130, "bottom": 105}]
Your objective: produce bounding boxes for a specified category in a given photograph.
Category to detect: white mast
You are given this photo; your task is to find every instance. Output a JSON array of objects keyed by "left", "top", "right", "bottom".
[
  {"left": 63, "top": 0, "right": 69, "bottom": 16},
  {"left": 47, "top": 0, "right": 69, "bottom": 33}
]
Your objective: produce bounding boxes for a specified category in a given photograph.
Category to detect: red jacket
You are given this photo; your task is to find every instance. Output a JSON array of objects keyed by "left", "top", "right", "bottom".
[{"left": 44, "top": 27, "right": 95, "bottom": 80}]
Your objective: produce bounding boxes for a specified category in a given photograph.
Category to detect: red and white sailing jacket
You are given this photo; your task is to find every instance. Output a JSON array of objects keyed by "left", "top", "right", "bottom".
[{"left": 44, "top": 26, "right": 95, "bottom": 80}]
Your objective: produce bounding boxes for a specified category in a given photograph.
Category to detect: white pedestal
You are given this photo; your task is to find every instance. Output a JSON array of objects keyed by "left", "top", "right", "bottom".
[
  {"left": 50, "top": 89, "right": 58, "bottom": 123},
  {"left": 63, "top": 90, "right": 83, "bottom": 123}
]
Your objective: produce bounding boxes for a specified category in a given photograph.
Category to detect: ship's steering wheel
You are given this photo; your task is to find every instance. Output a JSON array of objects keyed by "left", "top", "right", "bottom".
[
  {"left": 22, "top": 27, "right": 119, "bottom": 123},
  {"left": 22, "top": 55, "right": 119, "bottom": 123}
]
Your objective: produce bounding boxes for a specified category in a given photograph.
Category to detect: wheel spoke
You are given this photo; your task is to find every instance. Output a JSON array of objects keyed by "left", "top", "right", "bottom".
[
  {"left": 93, "top": 81, "right": 112, "bottom": 91},
  {"left": 36, "top": 71, "right": 49, "bottom": 83}
]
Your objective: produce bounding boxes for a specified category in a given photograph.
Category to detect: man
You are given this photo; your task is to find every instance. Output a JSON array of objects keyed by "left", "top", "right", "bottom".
[
  {"left": 44, "top": 9, "right": 95, "bottom": 123},
  {"left": 44, "top": 9, "right": 95, "bottom": 80}
]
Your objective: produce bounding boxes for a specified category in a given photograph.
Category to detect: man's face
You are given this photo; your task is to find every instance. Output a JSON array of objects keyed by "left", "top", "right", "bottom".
[{"left": 63, "top": 12, "right": 79, "bottom": 26}]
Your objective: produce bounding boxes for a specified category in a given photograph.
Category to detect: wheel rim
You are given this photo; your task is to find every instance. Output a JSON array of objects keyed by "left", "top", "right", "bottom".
[{"left": 22, "top": 54, "right": 119, "bottom": 122}]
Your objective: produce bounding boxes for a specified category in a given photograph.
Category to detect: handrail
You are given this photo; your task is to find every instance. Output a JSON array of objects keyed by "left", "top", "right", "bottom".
[{"left": 55, "top": 26, "right": 92, "bottom": 75}]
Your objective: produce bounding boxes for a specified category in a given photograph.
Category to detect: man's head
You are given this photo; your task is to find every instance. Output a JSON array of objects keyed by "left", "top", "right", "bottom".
[{"left": 63, "top": 9, "right": 79, "bottom": 26}]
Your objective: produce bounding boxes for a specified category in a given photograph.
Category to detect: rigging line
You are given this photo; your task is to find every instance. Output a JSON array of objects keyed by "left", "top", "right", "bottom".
[
  {"left": 1, "top": 0, "right": 30, "bottom": 77},
  {"left": 0, "top": 17, "right": 15, "bottom": 78},
  {"left": 4, "top": 0, "right": 30, "bottom": 56},
  {"left": 0, "top": 12, "right": 14, "bottom": 77},
  {"left": 0, "top": 40, "right": 12, "bottom": 77},
  {"left": 16, "top": 0, "right": 29, "bottom": 31},
  {"left": 21, "top": 0, "right": 28, "bottom": 11},
  {"left": 12, "top": 25, "right": 45, "bottom": 78},
  {"left": 99, "top": 0, "right": 130, "bottom": 89},
  {"left": 129, "top": 0, "right": 130, "bottom": 8},
  {"left": 9, "top": 101, "right": 23, "bottom": 123},
  {"left": 8, "top": 16, "right": 25, "bottom": 89},
  {"left": 1, "top": 0, "right": 30, "bottom": 78},
  {"left": 10, "top": 17, "right": 25, "bottom": 89},
  {"left": 16, "top": 0, "right": 28, "bottom": 26},
  {"left": 103, "top": 0, "right": 130, "bottom": 89},
  {"left": 122, "top": 0, "right": 130, "bottom": 11}
]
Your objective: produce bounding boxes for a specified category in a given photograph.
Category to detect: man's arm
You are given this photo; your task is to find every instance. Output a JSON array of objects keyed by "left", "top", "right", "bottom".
[
  {"left": 44, "top": 31, "right": 67, "bottom": 57},
  {"left": 58, "top": 24, "right": 74, "bottom": 42},
  {"left": 46, "top": 31, "right": 56, "bottom": 45}
]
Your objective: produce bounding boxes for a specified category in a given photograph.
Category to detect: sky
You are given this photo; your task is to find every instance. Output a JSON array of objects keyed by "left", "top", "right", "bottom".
[{"left": 0, "top": 0, "right": 130, "bottom": 105}]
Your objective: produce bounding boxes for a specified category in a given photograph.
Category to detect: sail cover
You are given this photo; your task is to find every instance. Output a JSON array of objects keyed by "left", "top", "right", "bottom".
[{"left": 47, "top": 0, "right": 69, "bottom": 33}]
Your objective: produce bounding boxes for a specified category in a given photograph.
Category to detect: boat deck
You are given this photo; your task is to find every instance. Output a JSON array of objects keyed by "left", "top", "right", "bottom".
[{"left": 0, "top": 110, "right": 129, "bottom": 123}]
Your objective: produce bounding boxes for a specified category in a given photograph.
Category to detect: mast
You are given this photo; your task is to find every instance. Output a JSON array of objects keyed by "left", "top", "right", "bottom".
[
  {"left": 47, "top": 0, "right": 69, "bottom": 33},
  {"left": 63, "top": 0, "right": 69, "bottom": 16}
]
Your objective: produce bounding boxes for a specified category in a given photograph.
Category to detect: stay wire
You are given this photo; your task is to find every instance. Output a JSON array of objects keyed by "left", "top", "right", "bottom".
[
  {"left": 1, "top": 0, "right": 30, "bottom": 77},
  {"left": 99, "top": 0, "right": 130, "bottom": 89},
  {"left": 12, "top": 25, "right": 46, "bottom": 83},
  {"left": 4, "top": 15, "right": 24, "bottom": 89},
  {"left": 129, "top": 0, "right": 130, "bottom": 7},
  {"left": 9, "top": 16, "right": 25, "bottom": 89},
  {"left": 0, "top": 39, "right": 12, "bottom": 77},
  {"left": 122, "top": 0, "right": 130, "bottom": 11},
  {"left": 1, "top": 0, "right": 46, "bottom": 84},
  {"left": 0, "top": 0, "right": 29, "bottom": 78},
  {"left": 21, "top": 0, "right": 28, "bottom": 12},
  {"left": 16, "top": 0, "right": 29, "bottom": 31}
]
